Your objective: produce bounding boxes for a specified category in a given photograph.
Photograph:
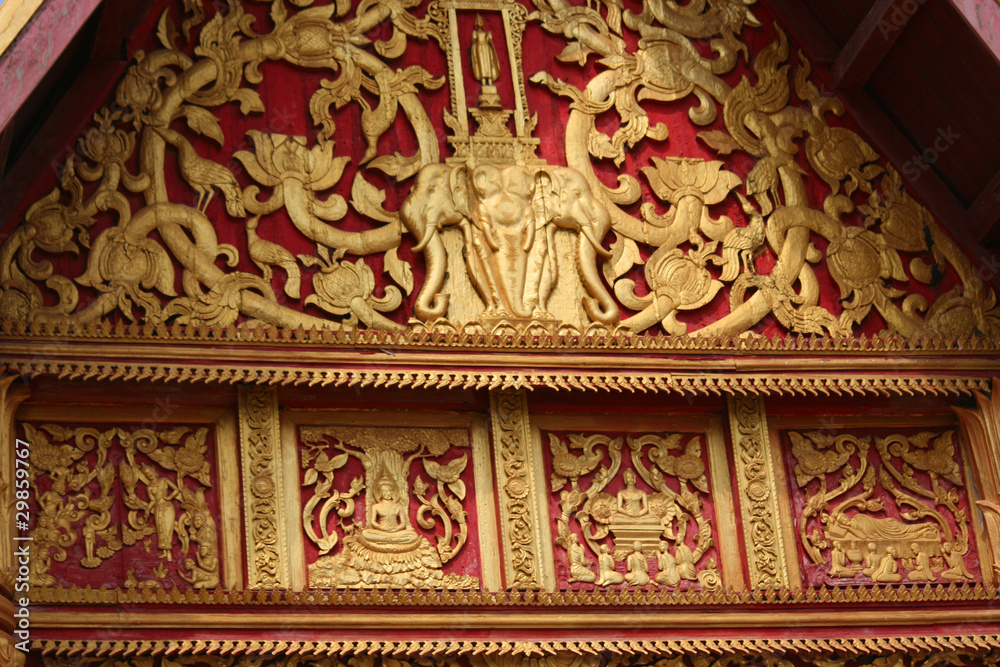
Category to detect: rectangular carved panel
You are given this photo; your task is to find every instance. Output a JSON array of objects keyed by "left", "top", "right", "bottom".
[
  {"left": 535, "top": 412, "right": 740, "bottom": 594},
  {"left": 16, "top": 417, "right": 227, "bottom": 591},
  {"left": 290, "top": 413, "right": 498, "bottom": 590},
  {"left": 238, "top": 386, "right": 290, "bottom": 589},
  {"left": 778, "top": 421, "right": 982, "bottom": 587}
]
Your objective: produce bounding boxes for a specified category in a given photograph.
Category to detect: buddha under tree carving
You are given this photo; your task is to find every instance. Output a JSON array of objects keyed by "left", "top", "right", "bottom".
[{"left": 300, "top": 426, "right": 478, "bottom": 589}]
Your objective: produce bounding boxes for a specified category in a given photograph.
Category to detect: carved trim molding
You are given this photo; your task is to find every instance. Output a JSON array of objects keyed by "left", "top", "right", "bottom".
[
  {"left": 490, "top": 389, "right": 548, "bottom": 590},
  {"left": 28, "top": 636, "right": 1000, "bottom": 658},
  {"left": 4, "top": 324, "right": 1000, "bottom": 353},
  {"left": 26, "top": 582, "right": 1000, "bottom": 605},
  {"left": 727, "top": 396, "right": 790, "bottom": 589},
  {"left": 237, "top": 386, "right": 290, "bottom": 588}
]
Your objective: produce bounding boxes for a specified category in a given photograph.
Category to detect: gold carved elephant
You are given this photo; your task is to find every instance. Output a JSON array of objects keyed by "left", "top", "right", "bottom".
[{"left": 400, "top": 162, "right": 618, "bottom": 326}]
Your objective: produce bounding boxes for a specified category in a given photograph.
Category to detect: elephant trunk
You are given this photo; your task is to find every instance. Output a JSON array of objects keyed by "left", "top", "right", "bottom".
[
  {"left": 578, "top": 237, "right": 619, "bottom": 325},
  {"left": 413, "top": 227, "right": 449, "bottom": 321}
]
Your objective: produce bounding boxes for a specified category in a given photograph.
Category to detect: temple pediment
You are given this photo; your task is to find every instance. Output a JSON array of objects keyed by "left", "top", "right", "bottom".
[{"left": 3, "top": 1, "right": 1000, "bottom": 666}]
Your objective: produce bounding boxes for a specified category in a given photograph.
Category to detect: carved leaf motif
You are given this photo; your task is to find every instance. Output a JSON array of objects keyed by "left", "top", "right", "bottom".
[
  {"left": 304, "top": 467, "right": 319, "bottom": 487},
  {"left": 697, "top": 130, "right": 741, "bottom": 155},
  {"left": 179, "top": 106, "right": 224, "bottom": 146},
  {"left": 424, "top": 453, "right": 467, "bottom": 484},
  {"left": 384, "top": 247, "right": 414, "bottom": 296}
]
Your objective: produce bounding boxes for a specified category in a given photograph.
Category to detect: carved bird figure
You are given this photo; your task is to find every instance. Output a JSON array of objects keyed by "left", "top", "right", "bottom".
[
  {"left": 549, "top": 434, "right": 604, "bottom": 487},
  {"left": 718, "top": 192, "right": 766, "bottom": 281},
  {"left": 246, "top": 215, "right": 301, "bottom": 299},
  {"left": 154, "top": 126, "right": 245, "bottom": 218}
]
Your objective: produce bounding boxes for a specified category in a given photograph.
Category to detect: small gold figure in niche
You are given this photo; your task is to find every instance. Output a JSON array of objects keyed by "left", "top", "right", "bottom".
[
  {"left": 470, "top": 15, "right": 500, "bottom": 87},
  {"left": 567, "top": 533, "right": 597, "bottom": 583},
  {"left": 596, "top": 544, "right": 624, "bottom": 586},
  {"left": 655, "top": 542, "right": 680, "bottom": 586},
  {"left": 861, "top": 542, "right": 879, "bottom": 577},
  {"left": 624, "top": 541, "right": 649, "bottom": 586}
]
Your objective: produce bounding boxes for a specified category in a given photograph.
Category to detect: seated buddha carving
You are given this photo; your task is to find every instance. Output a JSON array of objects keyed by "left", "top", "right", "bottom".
[
  {"left": 612, "top": 470, "right": 658, "bottom": 525},
  {"left": 359, "top": 478, "right": 421, "bottom": 550}
]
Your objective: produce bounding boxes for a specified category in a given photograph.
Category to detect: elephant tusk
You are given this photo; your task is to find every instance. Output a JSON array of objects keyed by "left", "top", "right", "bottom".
[
  {"left": 522, "top": 218, "right": 536, "bottom": 252},
  {"left": 411, "top": 225, "right": 437, "bottom": 252},
  {"left": 582, "top": 225, "right": 612, "bottom": 258}
]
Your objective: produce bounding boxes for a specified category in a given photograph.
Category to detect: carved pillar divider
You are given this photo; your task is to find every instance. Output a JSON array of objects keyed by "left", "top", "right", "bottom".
[
  {"left": 489, "top": 389, "right": 555, "bottom": 591},
  {"left": 0, "top": 376, "right": 28, "bottom": 667},
  {"left": 726, "top": 395, "right": 797, "bottom": 589},
  {"left": 953, "top": 378, "right": 1000, "bottom": 583},
  {"left": 238, "top": 386, "right": 291, "bottom": 589}
]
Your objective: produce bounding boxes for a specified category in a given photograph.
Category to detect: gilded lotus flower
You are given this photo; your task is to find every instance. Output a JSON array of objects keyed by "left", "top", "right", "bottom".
[
  {"left": 235, "top": 131, "right": 348, "bottom": 190},
  {"left": 806, "top": 127, "right": 878, "bottom": 187},
  {"left": 307, "top": 259, "right": 374, "bottom": 315},
  {"left": 641, "top": 157, "right": 740, "bottom": 205},
  {"left": 674, "top": 454, "right": 705, "bottom": 481}
]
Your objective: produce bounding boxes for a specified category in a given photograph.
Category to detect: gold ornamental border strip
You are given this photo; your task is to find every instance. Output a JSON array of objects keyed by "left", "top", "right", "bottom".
[
  {"left": 29, "top": 636, "right": 1000, "bottom": 658},
  {"left": 3, "top": 321, "right": 1000, "bottom": 354},
  {"left": 28, "top": 583, "right": 1000, "bottom": 606},
  {"left": 1, "top": 356, "right": 994, "bottom": 396}
]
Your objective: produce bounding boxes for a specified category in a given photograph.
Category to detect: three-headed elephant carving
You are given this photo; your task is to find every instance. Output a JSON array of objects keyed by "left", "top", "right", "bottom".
[{"left": 399, "top": 161, "right": 619, "bottom": 326}]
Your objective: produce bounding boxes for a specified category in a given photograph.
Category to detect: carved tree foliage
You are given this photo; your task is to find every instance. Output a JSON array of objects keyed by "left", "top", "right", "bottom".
[
  {"left": 20, "top": 422, "right": 220, "bottom": 590},
  {"left": 1, "top": 0, "right": 997, "bottom": 340}
]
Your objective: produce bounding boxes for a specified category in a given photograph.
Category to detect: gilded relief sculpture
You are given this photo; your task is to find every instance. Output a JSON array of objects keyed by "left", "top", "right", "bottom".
[
  {"left": 789, "top": 429, "right": 977, "bottom": 585},
  {"left": 300, "top": 426, "right": 478, "bottom": 588},
  {"left": 21, "top": 423, "right": 220, "bottom": 589},
  {"left": 0, "top": 0, "right": 996, "bottom": 340},
  {"left": 548, "top": 432, "right": 721, "bottom": 589}
]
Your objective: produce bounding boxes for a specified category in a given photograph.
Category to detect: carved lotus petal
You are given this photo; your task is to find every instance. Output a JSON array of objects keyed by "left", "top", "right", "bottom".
[{"left": 642, "top": 157, "right": 740, "bottom": 205}]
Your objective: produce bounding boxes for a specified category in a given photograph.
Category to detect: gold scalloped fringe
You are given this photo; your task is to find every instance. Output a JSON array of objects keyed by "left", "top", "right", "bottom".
[{"left": 2, "top": 359, "right": 993, "bottom": 396}]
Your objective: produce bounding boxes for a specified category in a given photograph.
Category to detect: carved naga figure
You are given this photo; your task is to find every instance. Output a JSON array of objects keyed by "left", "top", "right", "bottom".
[{"left": 400, "top": 162, "right": 618, "bottom": 325}]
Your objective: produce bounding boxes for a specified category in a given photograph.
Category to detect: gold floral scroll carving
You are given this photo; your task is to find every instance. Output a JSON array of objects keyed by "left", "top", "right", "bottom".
[
  {"left": 490, "top": 389, "right": 552, "bottom": 590},
  {"left": 954, "top": 378, "right": 1000, "bottom": 582},
  {"left": 237, "top": 386, "right": 290, "bottom": 589},
  {"left": 0, "top": 0, "right": 997, "bottom": 340},
  {"left": 15, "top": 420, "right": 222, "bottom": 591},
  {"left": 726, "top": 396, "right": 791, "bottom": 589}
]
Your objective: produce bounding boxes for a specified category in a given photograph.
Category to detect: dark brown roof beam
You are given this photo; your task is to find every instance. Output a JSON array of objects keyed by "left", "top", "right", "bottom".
[
  {"left": 970, "top": 169, "right": 1000, "bottom": 242},
  {"left": 833, "top": 0, "right": 919, "bottom": 90}
]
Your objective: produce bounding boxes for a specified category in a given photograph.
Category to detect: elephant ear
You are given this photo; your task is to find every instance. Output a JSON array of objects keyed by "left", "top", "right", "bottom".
[
  {"left": 533, "top": 169, "right": 559, "bottom": 223},
  {"left": 449, "top": 165, "right": 471, "bottom": 219},
  {"left": 472, "top": 165, "right": 502, "bottom": 200}
]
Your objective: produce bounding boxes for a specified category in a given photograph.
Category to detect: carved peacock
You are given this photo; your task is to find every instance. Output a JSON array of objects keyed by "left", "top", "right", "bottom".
[
  {"left": 246, "top": 215, "right": 301, "bottom": 299},
  {"left": 719, "top": 192, "right": 766, "bottom": 282},
  {"left": 153, "top": 126, "right": 246, "bottom": 218}
]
